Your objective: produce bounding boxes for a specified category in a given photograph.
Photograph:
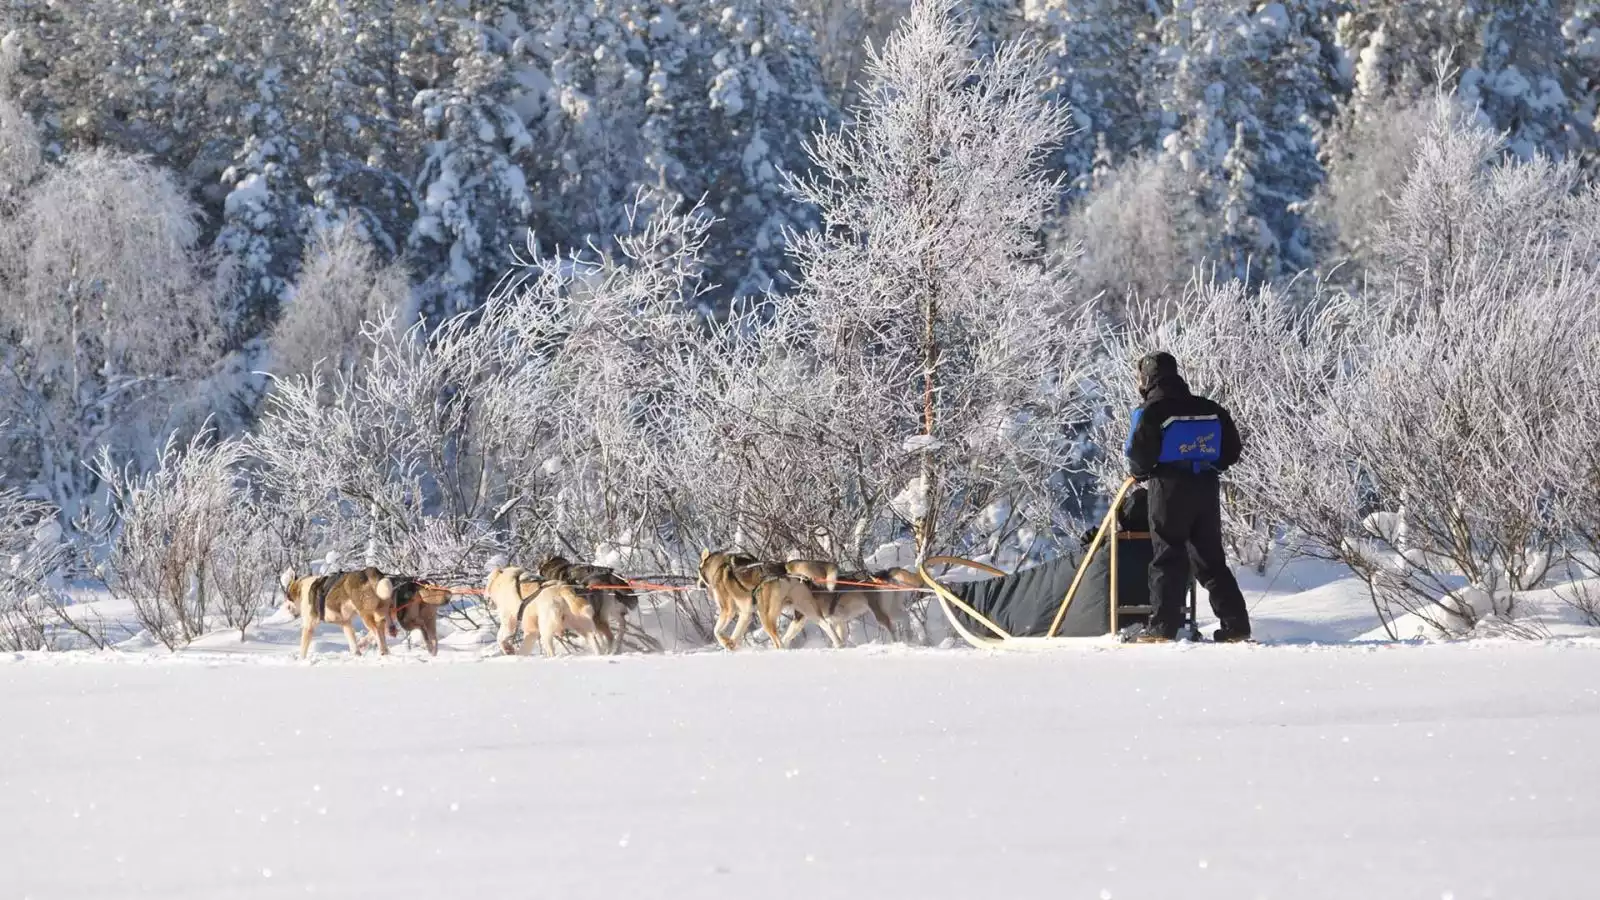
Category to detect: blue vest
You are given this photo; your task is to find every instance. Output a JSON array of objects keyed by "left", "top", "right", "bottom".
[{"left": 1127, "top": 409, "right": 1222, "bottom": 473}]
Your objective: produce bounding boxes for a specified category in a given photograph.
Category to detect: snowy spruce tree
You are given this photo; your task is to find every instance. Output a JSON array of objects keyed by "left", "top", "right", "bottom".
[
  {"left": 214, "top": 23, "right": 303, "bottom": 336},
  {"left": 747, "top": 0, "right": 1092, "bottom": 562},
  {"left": 409, "top": 2, "right": 533, "bottom": 318},
  {"left": 293, "top": 0, "right": 419, "bottom": 255},
  {"left": 1021, "top": 0, "right": 1158, "bottom": 190},
  {"left": 1152, "top": 0, "right": 1341, "bottom": 280},
  {"left": 523, "top": 0, "right": 836, "bottom": 311},
  {"left": 1335, "top": 1, "right": 1576, "bottom": 161}
]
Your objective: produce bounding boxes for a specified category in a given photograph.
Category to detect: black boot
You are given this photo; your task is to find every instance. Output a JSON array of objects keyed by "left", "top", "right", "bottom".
[
  {"left": 1212, "top": 623, "right": 1252, "bottom": 643},
  {"left": 1121, "top": 623, "right": 1176, "bottom": 644}
]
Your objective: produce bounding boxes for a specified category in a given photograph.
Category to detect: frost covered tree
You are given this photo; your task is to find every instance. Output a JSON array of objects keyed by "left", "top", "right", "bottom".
[
  {"left": 750, "top": 0, "right": 1092, "bottom": 562},
  {"left": 409, "top": 3, "right": 532, "bottom": 317},
  {"left": 214, "top": 17, "right": 303, "bottom": 334},
  {"left": 1061, "top": 155, "right": 1209, "bottom": 314},
  {"left": 293, "top": 0, "right": 419, "bottom": 254},
  {"left": 1309, "top": 91, "right": 1432, "bottom": 278},
  {"left": 270, "top": 223, "right": 413, "bottom": 384},
  {"left": 0, "top": 151, "right": 225, "bottom": 521},
  {"left": 1336, "top": 1, "right": 1577, "bottom": 162},
  {"left": 793, "top": 0, "right": 912, "bottom": 105}
]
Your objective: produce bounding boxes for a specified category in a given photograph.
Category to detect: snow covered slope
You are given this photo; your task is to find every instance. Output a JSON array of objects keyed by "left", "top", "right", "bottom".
[{"left": 4, "top": 642, "right": 1597, "bottom": 899}]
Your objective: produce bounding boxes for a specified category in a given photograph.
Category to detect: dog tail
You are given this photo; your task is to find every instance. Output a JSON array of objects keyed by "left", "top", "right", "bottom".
[{"left": 374, "top": 576, "right": 394, "bottom": 602}]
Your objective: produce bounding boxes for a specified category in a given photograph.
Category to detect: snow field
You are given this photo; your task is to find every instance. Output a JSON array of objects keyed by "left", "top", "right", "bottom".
[{"left": 3, "top": 640, "right": 1598, "bottom": 899}]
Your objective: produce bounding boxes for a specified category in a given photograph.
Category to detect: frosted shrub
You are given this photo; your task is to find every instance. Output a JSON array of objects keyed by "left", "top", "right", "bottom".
[
  {"left": 1090, "top": 277, "right": 1346, "bottom": 573},
  {"left": 486, "top": 200, "right": 717, "bottom": 574},
  {"left": 87, "top": 432, "right": 254, "bottom": 649},
  {"left": 253, "top": 308, "right": 526, "bottom": 576},
  {"left": 0, "top": 488, "right": 74, "bottom": 651}
]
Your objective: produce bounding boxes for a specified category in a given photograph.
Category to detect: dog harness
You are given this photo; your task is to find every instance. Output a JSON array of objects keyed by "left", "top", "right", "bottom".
[
  {"left": 514, "top": 575, "right": 546, "bottom": 623},
  {"left": 311, "top": 573, "right": 344, "bottom": 622}
]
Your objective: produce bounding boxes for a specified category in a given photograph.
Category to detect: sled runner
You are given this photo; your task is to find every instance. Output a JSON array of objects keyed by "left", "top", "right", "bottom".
[{"left": 919, "top": 478, "right": 1200, "bottom": 649}]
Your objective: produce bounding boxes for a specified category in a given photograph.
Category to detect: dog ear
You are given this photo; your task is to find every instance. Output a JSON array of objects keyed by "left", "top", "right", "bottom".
[
  {"left": 699, "top": 548, "right": 710, "bottom": 564},
  {"left": 279, "top": 567, "right": 295, "bottom": 590}
]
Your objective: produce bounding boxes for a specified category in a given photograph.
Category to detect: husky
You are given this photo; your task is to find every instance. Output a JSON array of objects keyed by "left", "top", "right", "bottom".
[
  {"left": 537, "top": 555, "right": 639, "bottom": 653},
  {"left": 384, "top": 579, "right": 455, "bottom": 656},
  {"left": 698, "top": 550, "right": 842, "bottom": 650},
  {"left": 279, "top": 567, "right": 395, "bottom": 659},
  {"left": 484, "top": 566, "right": 604, "bottom": 657},
  {"left": 783, "top": 559, "right": 839, "bottom": 593},
  {"left": 785, "top": 567, "right": 923, "bottom": 646}
]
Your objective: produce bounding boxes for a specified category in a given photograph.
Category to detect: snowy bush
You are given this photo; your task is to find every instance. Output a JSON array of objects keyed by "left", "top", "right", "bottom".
[
  {"left": 0, "top": 486, "right": 75, "bottom": 651},
  {"left": 1090, "top": 276, "right": 1346, "bottom": 573},
  {"left": 486, "top": 199, "right": 716, "bottom": 573},
  {"left": 86, "top": 432, "right": 259, "bottom": 649},
  {"left": 1063, "top": 157, "right": 1211, "bottom": 317},
  {"left": 269, "top": 222, "right": 412, "bottom": 385}
]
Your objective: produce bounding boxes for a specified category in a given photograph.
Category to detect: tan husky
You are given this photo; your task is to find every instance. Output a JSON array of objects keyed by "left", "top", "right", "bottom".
[
  {"left": 784, "top": 567, "right": 922, "bottom": 646},
  {"left": 698, "top": 550, "right": 842, "bottom": 650},
  {"left": 279, "top": 567, "right": 395, "bottom": 659},
  {"left": 484, "top": 566, "right": 603, "bottom": 657}
]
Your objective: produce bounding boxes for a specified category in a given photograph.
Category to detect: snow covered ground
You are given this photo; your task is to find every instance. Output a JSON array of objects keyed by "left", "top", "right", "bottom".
[
  {"left": 3, "top": 638, "right": 1598, "bottom": 898},
  {"left": 5, "top": 565, "right": 1600, "bottom": 899}
]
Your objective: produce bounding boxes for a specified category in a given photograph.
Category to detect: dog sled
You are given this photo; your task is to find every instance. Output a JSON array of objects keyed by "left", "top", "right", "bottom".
[{"left": 918, "top": 478, "right": 1196, "bottom": 649}]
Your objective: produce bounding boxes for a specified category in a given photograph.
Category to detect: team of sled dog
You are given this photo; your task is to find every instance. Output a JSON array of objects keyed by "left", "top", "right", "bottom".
[{"left": 277, "top": 551, "right": 925, "bottom": 659}]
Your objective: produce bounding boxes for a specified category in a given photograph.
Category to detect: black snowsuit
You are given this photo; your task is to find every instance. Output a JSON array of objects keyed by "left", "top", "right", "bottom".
[{"left": 1124, "top": 369, "right": 1250, "bottom": 639}]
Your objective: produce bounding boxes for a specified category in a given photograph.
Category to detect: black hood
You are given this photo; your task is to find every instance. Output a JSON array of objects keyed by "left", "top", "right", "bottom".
[{"left": 1137, "top": 352, "right": 1189, "bottom": 401}]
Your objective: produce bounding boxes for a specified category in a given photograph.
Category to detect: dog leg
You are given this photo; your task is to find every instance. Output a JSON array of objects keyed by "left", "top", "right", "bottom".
[
  {"left": 497, "top": 615, "right": 517, "bottom": 656},
  {"left": 780, "top": 615, "right": 807, "bottom": 648},
  {"left": 713, "top": 599, "right": 735, "bottom": 650},
  {"left": 726, "top": 602, "right": 755, "bottom": 650},
  {"left": 538, "top": 609, "right": 562, "bottom": 658},
  {"left": 820, "top": 617, "right": 847, "bottom": 649},
  {"left": 299, "top": 621, "right": 315, "bottom": 660},
  {"left": 518, "top": 619, "right": 539, "bottom": 657},
  {"left": 758, "top": 598, "right": 785, "bottom": 650},
  {"left": 608, "top": 615, "right": 626, "bottom": 655},
  {"left": 424, "top": 619, "right": 438, "bottom": 657},
  {"left": 368, "top": 612, "right": 390, "bottom": 656},
  {"left": 342, "top": 622, "right": 362, "bottom": 656},
  {"left": 871, "top": 599, "right": 897, "bottom": 642}
]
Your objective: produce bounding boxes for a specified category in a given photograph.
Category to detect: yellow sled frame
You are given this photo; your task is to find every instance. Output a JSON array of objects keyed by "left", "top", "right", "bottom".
[{"left": 917, "top": 477, "right": 1138, "bottom": 649}]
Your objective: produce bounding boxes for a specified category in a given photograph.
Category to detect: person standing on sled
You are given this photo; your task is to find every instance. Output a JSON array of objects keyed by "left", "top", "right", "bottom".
[{"left": 1123, "top": 352, "right": 1252, "bottom": 643}]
